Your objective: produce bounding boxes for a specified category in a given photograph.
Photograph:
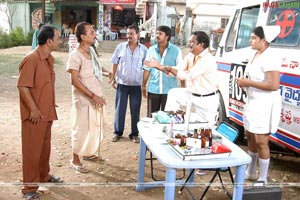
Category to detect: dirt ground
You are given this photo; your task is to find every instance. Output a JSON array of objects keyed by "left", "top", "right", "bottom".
[{"left": 0, "top": 46, "right": 299, "bottom": 200}]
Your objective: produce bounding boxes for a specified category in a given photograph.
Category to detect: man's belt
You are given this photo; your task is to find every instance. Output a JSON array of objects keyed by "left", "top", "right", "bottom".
[{"left": 192, "top": 91, "right": 219, "bottom": 97}]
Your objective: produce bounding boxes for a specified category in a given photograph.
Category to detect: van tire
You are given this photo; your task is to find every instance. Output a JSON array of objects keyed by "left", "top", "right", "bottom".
[
  {"left": 228, "top": 120, "right": 246, "bottom": 145},
  {"left": 217, "top": 93, "right": 246, "bottom": 144},
  {"left": 216, "top": 92, "right": 228, "bottom": 126}
]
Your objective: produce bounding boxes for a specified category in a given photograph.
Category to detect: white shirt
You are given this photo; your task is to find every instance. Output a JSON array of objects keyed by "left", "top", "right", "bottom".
[
  {"left": 176, "top": 48, "right": 219, "bottom": 95},
  {"left": 103, "top": 26, "right": 110, "bottom": 33},
  {"left": 140, "top": 30, "right": 146, "bottom": 38}
]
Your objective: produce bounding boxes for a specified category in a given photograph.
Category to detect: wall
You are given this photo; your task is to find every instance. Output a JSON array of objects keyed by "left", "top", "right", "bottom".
[
  {"left": 12, "top": 3, "right": 30, "bottom": 34},
  {"left": 193, "top": 16, "right": 222, "bottom": 35},
  {"left": 156, "top": 6, "right": 179, "bottom": 44}
]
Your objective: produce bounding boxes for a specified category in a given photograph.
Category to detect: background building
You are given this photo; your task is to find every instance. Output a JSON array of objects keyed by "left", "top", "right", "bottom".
[
  {"left": 136, "top": 0, "right": 242, "bottom": 46},
  {"left": 5, "top": 0, "right": 140, "bottom": 37}
]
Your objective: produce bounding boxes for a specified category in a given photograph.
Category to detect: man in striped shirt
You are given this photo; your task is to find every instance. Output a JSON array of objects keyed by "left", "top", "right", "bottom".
[{"left": 110, "top": 25, "right": 148, "bottom": 143}]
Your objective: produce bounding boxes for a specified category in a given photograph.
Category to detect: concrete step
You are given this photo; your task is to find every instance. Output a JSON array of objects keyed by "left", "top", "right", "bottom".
[
  {"left": 58, "top": 38, "right": 125, "bottom": 53},
  {"left": 95, "top": 39, "right": 125, "bottom": 53}
]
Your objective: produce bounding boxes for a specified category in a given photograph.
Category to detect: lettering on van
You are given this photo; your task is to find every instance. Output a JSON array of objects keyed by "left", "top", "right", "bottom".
[
  {"left": 281, "top": 59, "right": 299, "bottom": 69},
  {"left": 281, "top": 108, "right": 300, "bottom": 125},
  {"left": 280, "top": 86, "right": 300, "bottom": 107},
  {"left": 229, "top": 63, "right": 247, "bottom": 111},
  {"left": 263, "top": 1, "right": 300, "bottom": 9}
]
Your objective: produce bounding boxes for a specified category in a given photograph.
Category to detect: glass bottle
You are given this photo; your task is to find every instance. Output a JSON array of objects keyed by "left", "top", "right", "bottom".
[
  {"left": 201, "top": 129, "right": 206, "bottom": 148},
  {"left": 193, "top": 129, "right": 198, "bottom": 138},
  {"left": 208, "top": 129, "right": 212, "bottom": 146}
]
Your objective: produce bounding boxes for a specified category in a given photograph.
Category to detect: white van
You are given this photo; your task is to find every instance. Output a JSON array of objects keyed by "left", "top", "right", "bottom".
[{"left": 214, "top": 0, "right": 300, "bottom": 154}]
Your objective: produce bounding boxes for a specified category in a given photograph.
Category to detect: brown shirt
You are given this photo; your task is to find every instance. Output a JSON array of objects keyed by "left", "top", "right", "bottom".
[{"left": 17, "top": 47, "right": 57, "bottom": 121}]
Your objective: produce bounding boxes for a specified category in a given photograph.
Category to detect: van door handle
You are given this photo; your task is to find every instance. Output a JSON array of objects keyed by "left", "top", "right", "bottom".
[{"left": 242, "top": 59, "right": 249, "bottom": 64}]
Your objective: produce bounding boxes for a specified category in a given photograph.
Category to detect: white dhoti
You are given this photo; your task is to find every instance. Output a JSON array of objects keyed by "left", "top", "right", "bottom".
[{"left": 71, "top": 102, "right": 104, "bottom": 157}]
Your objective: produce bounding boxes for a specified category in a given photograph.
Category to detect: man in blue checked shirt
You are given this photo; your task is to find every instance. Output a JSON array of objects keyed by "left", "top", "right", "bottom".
[
  {"left": 110, "top": 25, "right": 148, "bottom": 143},
  {"left": 142, "top": 26, "right": 183, "bottom": 117}
]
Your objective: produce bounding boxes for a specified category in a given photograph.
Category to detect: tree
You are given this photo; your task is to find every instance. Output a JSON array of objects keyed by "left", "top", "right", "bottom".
[{"left": 0, "top": 1, "right": 17, "bottom": 32}]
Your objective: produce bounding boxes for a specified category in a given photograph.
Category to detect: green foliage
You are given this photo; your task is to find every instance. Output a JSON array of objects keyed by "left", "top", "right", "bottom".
[
  {"left": 27, "top": 30, "right": 35, "bottom": 44},
  {"left": 0, "top": 27, "right": 32, "bottom": 49}
]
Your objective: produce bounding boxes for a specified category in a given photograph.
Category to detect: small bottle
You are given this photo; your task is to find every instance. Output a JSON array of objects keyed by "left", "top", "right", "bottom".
[
  {"left": 201, "top": 129, "right": 206, "bottom": 148},
  {"left": 208, "top": 129, "right": 212, "bottom": 146},
  {"left": 193, "top": 129, "right": 198, "bottom": 138},
  {"left": 180, "top": 135, "right": 186, "bottom": 147}
]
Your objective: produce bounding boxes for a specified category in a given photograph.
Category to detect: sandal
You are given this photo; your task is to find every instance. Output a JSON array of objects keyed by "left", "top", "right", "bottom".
[
  {"left": 83, "top": 155, "right": 105, "bottom": 161},
  {"left": 83, "top": 155, "right": 99, "bottom": 161},
  {"left": 48, "top": 175, "right": 63, "bottom": 183},
  {"left": 69, "top": 161, "right": 89, "bottom": 173},
  {"left": 112, "top": 134, "right": 121, "bottom": 142},
  {"left": 24, "top": 191, "right": 39, "bottom": 200}
]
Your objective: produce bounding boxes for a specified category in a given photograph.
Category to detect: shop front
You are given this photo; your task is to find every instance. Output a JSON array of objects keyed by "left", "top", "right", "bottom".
[
  {"left": 30, "top": 1, "right": 99, "bottom": 35},
  {"left": 99, "top": 0, "right": 139, "bottom": 39},
  {"left": 60, "top": 5, "right": 98, "bottom": 35}
]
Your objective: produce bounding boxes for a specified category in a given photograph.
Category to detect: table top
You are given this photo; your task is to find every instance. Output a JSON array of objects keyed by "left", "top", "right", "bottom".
[{"left": 138, "top": 121, "right": 251, "bottom": 169}]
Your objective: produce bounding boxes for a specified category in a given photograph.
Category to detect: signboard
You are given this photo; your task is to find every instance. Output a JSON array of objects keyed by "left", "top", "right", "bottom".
[
  {"left": 98, "top": 4, "right": 104, "bottom": 41},
  {"left": 99, "top": 0, "right": 135, "bottom": 4},
  {"left": 68, "top": 34, "right": 79, "bottom": 52}
]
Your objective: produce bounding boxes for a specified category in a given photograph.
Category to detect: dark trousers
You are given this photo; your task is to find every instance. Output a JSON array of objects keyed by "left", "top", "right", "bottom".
[
  {"left": 114, "top": 84, "right": 141, "bottom": 138},
  {"left": 147, "top": 92, "right": 168, "bottom": 117},
  {"left": 21, "top": 120, "right": 52, "bottom": 193}
]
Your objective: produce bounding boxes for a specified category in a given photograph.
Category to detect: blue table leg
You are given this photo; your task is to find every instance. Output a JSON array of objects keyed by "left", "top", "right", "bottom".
[
  {"left": 136, "top": 138, "right": 147, "bottom": 191},
  {"left": 164, "top": 168, "right": 177, "bottom": 200},
  {"left": 187, "top": 169, "right": 195, "bottom": 183},
  {"left": 233, "top": 164, "right": 246, "bottom": 200}
]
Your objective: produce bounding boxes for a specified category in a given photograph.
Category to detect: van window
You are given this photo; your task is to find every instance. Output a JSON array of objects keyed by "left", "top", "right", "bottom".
[
  {"left": 236, "top": 6, "right": 259, "bottom": 49},
  {"left": 225, "top": 6, "right": 259, "bottom": 52},
  {"left": 225, "top": 10, "right": 240, "bottom": 52},
  {"left": 267, "top": 1, "right": 300, "bottom": 47}
]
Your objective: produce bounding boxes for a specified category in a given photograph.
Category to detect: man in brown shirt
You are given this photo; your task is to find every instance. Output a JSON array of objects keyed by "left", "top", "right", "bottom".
[{"left": 17, "top": 25, "right": 62, "bottom": 200}]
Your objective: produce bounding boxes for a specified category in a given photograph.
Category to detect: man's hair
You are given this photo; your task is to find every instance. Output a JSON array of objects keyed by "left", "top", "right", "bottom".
[
  {"left": 38, "top": 23, "right": 44, "bottom": 30},
  {"left": 74, "top": 22, "right": 100, "bottom": 56},
  {"left": 128, "top": 25, "right": 139, "bottom": 34},
  {"left": 157, "top": 26, "right": 172, "bottom": 41},
  {"left": 192, "top": 31, "right": 210, "bottom": 49},
  {"left": 38, "top": 25, "right": 57, "bottom": 45},
  {"left": 75, "top": 22, "right": 91, "bottom": 43}
]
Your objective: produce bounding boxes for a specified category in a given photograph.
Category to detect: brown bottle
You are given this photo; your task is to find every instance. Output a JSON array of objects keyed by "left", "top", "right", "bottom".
[
  {"left": 180, "top": 135, "right": 186, "bottom": 147},
  {"left": 208, "top": 129, "right": 212, "bottom": 146},
  {"left": 201, "top": 129, "right": 206, "bottom": 148}
]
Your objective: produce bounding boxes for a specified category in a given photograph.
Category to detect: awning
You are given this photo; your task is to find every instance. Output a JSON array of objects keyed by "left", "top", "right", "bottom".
[
  {"left": 170, "top": 4, "right": 186, "bottom": 16},
  {"left": 193, "top": 4, "right": 235, "bottom": 17},
  {"left": 99, "top": 0, "right": 136, "bottom": 5},
  {"left": 54, "top": 0, "right": 97, "bottom": 2},
  {"left": 135, "top": 2, "right": 145, "bottom": 16}
]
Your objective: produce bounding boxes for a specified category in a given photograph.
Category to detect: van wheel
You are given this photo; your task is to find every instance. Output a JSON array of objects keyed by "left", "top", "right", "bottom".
[
  {"left": 216, "top": 94, "right": 227, "bottom": 126},
  {"left": 229, "top": 121, "right": 246, "bottom": 145},
  {"left": 216, "top": 93, "right": 246, "bottom": 144}
]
